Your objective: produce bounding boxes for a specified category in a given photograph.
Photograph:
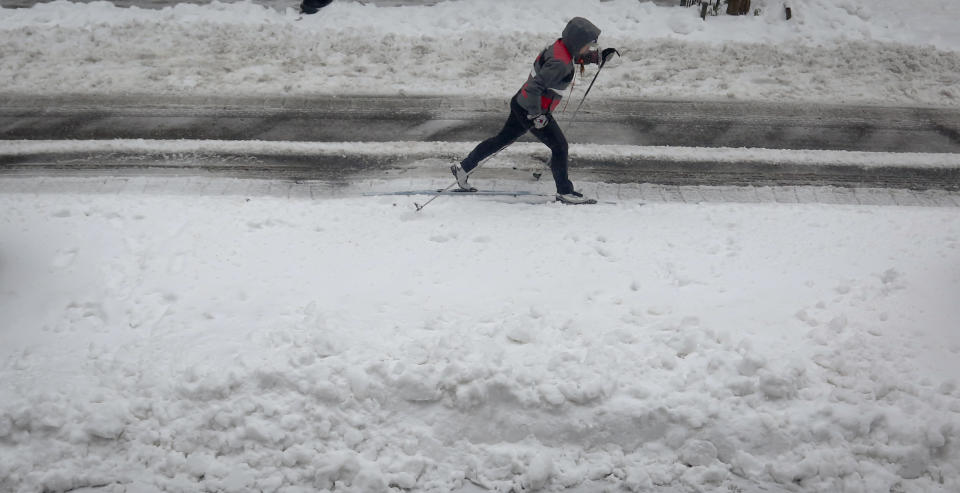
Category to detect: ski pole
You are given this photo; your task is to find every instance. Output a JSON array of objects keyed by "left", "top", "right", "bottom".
[{"left": 567, "top": 48, "right": 620, "bottom": 131}]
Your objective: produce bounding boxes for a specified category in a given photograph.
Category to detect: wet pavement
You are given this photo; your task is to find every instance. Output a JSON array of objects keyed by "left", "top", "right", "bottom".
[
  {"left": 2, "top": 94, "right": 959, "bottom": 193},
  {"left": 2, "top": 144, "right": 958, "bottom": 192},
  {"left": 3, "top": 94, "right": 959, "bottom": 153}
]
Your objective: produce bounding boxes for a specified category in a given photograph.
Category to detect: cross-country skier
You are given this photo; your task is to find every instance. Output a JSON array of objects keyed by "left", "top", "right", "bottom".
[{"left": 450, "top": 17, "right": 612, "bottom": 204}]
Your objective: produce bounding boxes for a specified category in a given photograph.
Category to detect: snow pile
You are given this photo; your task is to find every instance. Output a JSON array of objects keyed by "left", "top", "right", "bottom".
[
  {"left": 0, "top": 0, "right": 958, "bottom": 105},
  {"left": 4, "top": 138, "right": 960, "bottom": 169},
  {"left": 1, "top": 190, "right": 959, "bottom": 492}
]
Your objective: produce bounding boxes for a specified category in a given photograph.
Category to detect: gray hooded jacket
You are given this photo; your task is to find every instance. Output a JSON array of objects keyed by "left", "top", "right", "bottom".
[{"left": 516, "top": 17, "right": 601, "bottom": 116}]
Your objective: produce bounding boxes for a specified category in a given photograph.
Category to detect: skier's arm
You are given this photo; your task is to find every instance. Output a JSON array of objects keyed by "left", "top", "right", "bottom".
[{"left": 520, "top": 57, "right": 568, "bottom": 116}]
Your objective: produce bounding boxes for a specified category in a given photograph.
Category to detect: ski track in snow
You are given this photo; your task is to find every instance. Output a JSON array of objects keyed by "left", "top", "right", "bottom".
[{"left": 1, "top": 192, "right": 959, "bottom": 492}]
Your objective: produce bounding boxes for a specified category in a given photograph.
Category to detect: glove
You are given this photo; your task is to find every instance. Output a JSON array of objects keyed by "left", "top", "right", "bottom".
[
  {"left": 601, "top": 47, "right": 621, "bottom": 66},
  {"left": 578, "top": 50, "right": 601, "bottom": 65},
  {"left": 579, "top": 47, "right": 620, "bottom": 66},
  {"left": 528, "top": 114, "right": 549, "bottom": 130}
]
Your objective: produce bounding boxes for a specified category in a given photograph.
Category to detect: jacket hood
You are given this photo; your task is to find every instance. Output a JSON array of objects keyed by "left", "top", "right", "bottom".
[{"left": 561, "top": 17, "right": 601, "bottom": 56}]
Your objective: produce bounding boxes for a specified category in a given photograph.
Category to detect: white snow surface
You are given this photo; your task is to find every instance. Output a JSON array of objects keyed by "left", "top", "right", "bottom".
[
  {"left": 1, "top": 0, "right": 959, "bottom": 106},
  {"left": 1, "top": 187, "right": 959, "bottom": 492},
  {"left": 3, "top": 1, "right": 960, "bottom": 492}
]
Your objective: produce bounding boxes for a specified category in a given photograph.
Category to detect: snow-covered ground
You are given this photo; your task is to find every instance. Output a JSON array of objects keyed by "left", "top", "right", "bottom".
[
  {"left": 1, "top": 0, "right": 959, "bottom": 106},
  {"left": 2, "top": 1, "right": 960, "bottom": 492},
  {"left": 1, "top": 185, "right": 959, "bottom": 493}
]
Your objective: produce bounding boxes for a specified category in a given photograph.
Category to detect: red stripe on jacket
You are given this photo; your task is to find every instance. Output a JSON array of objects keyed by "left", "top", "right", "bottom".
[
  {"left": 541, "top": 41, "right": 572, "bottom": 110},
  {"left": 541, "top": 96, "right": 560, "bottom": 111},
  {"left": 522, "top": 40, "right": 573, "bottom": 112},
  {"left": 552, "top": 40, "right": 572, "bottom": 64}
]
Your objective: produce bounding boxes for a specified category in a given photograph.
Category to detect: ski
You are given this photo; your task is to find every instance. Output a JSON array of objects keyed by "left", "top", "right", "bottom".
[
  {"left": 368, "top": 190, "right": 616, "bottom": 207},
  {"left": 369, "top": 190, "right": 551, "bottom": 198},
  {"left": 558, "top": 197, "right": 598, "bottom": 205}
]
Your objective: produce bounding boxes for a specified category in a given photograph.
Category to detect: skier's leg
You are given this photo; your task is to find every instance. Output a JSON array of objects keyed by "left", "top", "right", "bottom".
[
  {"left": 460, "top": 98, "right": 529, "bottom": 173},
  {"left": 529, "top": 115, "right": 573, "bottom": 194},
  {"left": 300, "top": 0, "right": 332, "bottom": 14}
]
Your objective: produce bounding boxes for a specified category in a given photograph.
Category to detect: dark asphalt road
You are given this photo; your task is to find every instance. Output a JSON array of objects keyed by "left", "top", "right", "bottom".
[
  {"left": 3, "top": 94, "right": 960, "bottom": 153},
  {"left": 2, "top": 94, "right": 959, "bottom": 191}
]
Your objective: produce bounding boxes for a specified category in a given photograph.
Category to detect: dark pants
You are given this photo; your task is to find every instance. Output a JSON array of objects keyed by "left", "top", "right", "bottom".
[
  {"left": 460, "top": 95, "right": 573, "bottom": 194},
  {"left": 300, "top": 0, "right": 332, "bottom": 14}
]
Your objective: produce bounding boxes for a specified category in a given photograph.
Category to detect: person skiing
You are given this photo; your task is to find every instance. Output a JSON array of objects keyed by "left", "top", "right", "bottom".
[{"left": 450, "top": 17, "right": 612, "bottom": 204}]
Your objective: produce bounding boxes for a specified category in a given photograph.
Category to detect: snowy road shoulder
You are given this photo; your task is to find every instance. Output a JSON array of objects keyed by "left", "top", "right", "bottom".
[
  {"left": 1, "top": 190, "right": 959, "bottom": 492},
  {"left": 3, "top": 139, "right": 960, "bottom": 169}
]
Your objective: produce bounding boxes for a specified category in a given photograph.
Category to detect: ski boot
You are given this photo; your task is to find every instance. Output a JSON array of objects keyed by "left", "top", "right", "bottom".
[
  {"left": 450, "top": 164, "right": 477, "bottom": 192},
  {"left": 556, "top": 191, "right": 597, "bottom": 205}
]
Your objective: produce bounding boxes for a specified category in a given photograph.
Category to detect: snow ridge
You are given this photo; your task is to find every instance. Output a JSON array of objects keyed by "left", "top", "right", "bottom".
[
  {"left": 1, "top": 0, "right": 958, "bottom": 106},
  {"left": 4, "top": 139, "right": 960, "bottom": 169}
]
